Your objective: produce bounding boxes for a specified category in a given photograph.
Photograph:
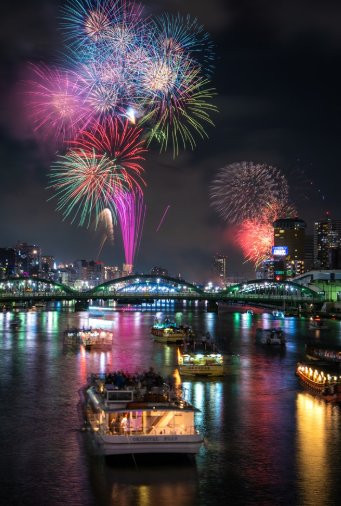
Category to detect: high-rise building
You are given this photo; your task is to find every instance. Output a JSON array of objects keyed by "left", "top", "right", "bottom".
[
  {"left": 273, "top": 218, "right": 306, "bottom": 279},
  {"left": 314, "top": 218, "right": 341, "bottom": 269},
  {"left": 256, "top": 259, "right": 274, "bottom": 280},
  {"left": 304, "top": 235, "right": 314, "bottom": 272},
  {"left": 41, "top": 255, "right": 55, "bottom": 278},
  {"left": 15, "top": 242, "right": 41, "bottom": 277},
  {"left": 0, "top": 248, "right": 16, "bottom": 279},
  {"left": 104, "top": 265, "right": 120, "bottom": 281},
  {"left": 213, "top": 254, "right": 227, "bottom": 285}
]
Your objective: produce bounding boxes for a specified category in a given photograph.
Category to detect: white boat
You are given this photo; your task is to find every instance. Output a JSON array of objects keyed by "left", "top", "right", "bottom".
[
  {"left": 64, "top": 328, "right": 113, "bottom": 349},
  {"left": 272, "top": 310, "right": 285, "bottom": 319},
  {"left": 151, "top": 319, "right": 191, "bottom": 344},
  {"left": 82, "top": 370, "right": 203, "bottom": 456},
  {"left": 255, "top": 328, "right": 286, "bottom": 346}
]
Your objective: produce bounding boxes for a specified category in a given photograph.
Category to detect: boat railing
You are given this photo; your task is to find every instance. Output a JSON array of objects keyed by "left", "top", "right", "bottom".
[{"left": 96, "top": 424, "right": 198, "bottom": 437}]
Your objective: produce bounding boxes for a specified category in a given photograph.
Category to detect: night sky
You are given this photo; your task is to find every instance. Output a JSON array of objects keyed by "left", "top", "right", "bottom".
[{"left": 1, "top": 0, "right": 340, "bottom": 282}]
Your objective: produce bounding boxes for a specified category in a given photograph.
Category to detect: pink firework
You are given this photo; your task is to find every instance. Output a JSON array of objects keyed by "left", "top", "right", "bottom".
[
  {"left": 68, "top": 117, "right": 146, "bottom": 192},
  {"left": 25, "top": 64, "right": 91, "bottom": 143},
  {"left": 115, "top": 191, "right": 146, "bottom": 267}
]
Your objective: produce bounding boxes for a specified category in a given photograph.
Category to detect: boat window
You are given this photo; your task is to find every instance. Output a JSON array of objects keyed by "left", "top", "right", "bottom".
[{"left": 106, "top": 391, "right": 133, "bottom": 402}]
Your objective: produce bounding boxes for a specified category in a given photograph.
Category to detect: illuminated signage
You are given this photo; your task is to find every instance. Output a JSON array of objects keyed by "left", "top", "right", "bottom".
[{"left": 272, "top": 246, "right": 288, "bottom": 256}]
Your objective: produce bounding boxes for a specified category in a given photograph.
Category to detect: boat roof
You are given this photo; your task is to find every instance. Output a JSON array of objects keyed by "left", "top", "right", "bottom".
[{"left": 298, "top": 360, "right": 341, "bottom": 373}]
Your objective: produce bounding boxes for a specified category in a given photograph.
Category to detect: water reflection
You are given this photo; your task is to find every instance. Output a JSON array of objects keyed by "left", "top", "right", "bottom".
[
  {"left": 1, "top": 307, "right": 341, "bottom": 506},
  {"left": 296, "top": 393, "right": 340, "bottom": 505}
]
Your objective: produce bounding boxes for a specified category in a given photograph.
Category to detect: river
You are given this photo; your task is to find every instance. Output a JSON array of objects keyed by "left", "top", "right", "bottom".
[{"left": 1, "top": 304, "right": 341, "bottom": 506}]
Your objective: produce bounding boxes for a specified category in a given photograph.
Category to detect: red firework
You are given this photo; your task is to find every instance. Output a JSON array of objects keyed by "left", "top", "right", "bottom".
[
  {"left": 69, "top": 117, "right": 146, "bottom": 192},
  {"left": 235, "top": 202, "right": 297, "bottom": 266}
]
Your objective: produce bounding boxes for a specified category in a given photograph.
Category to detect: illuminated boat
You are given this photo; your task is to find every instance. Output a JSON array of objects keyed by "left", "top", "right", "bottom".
[
  {"left": 151, "top": 319, "right": 191, "bottom": 344},
  {"left": 296, "top": 361, "right": 341, "bottom": 402},
  {"left": 255, "top": 328, "right": 286, "bottom": 346},
  {"left": 178, "top": 342, "right": 239, "bottom": 377},
  {"left": 246, "top": 309, "right": 254, "bottom": 315},
  {"left": 272, "top": 310, "right": 285, "bottom": 319},
  {"left": 64, "top": 328, "right": 113, "bottom": 349},
  {"left": 308, "top": 316, "right": 329, "bottom": 330},
  {"left": 82, "top": 370, "right": 203, "bottom": 455},
  {"left": 305, "top": 343, "right": 341, "bottom": 363}
]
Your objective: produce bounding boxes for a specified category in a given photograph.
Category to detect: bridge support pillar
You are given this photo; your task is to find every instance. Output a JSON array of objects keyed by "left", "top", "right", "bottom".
[
  {"left": 75, "top": 300, "right": 89, "bottom": 312},
  {"left": 207, "top": 301, "right": 218, "bottom": 313}
]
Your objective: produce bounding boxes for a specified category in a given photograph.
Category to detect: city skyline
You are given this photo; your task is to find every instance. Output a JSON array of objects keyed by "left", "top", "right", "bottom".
[{"left": 1, "top": 0, "right": 341, "bottom": 281}]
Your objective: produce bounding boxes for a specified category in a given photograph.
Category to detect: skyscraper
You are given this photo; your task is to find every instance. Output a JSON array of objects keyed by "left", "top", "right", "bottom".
[
  {"left": 273, "top": 218, "right": 306, "bottom": 279},
  {"left": 213, "top": 254, "right": 227, "bottom": 285},
  {"left": 15, "top": 242, "right": 41, "bottom": 277},
  {"left": 314, "top": 218, "right": 341, "bottom": 269}
]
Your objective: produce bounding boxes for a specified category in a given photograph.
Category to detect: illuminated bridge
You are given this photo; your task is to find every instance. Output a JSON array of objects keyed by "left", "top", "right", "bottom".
[{"left": 0, "top": 275, "right": 324, "bottom": 306}]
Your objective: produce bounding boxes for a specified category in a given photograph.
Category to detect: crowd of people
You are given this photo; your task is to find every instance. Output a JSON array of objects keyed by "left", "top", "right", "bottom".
[{"left": 93, "top": 368, "right": 168, "bottom": 391}]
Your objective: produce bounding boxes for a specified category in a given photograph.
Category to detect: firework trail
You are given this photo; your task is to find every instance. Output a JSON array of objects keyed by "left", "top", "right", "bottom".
[
  {"left": 115, "top": 191, "right": 146, "bottom": 266},
  {"left": 156, "top": 205, "right": 170, "bottom": 232},
  {"left": 96, "top": 208, "right": 114, "bottom": 258},
  {"left": 210, "top": 162, "right": 291, "bottom": 224}
]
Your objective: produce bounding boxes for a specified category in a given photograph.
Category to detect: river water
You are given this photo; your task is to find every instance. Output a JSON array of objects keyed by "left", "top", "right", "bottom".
[{"left": 1, "top": 304, "right": 341, "bottom": 506}]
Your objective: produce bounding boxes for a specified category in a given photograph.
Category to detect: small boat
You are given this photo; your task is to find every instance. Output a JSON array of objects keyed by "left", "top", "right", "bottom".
[
  {"left": 305, "top": 343, "right": 341, "bottom": 363},
  {"left": 178, "top": 341, "right": 239, "bottom": 377},
  {"left": 272, "top": 310, "right": 285, "bottom": 319},
  {"left": 10, "top": 315, "right": 21, "bottom": 330},
  {"left": 296, "top": 361, "right": 341, "bottom": 402},
  {"left": 309, "top": 316, "right": 329, "bottom": 330},
  {"left": 82, "top": 369, "right": 203, "bottom": 456},
  {"left": 151, "top": 318, "right": 192, "bottom": 344},
  {"left": 64, "top": 328, "right": 113, "bottom": 349},
  {"left": 255, "top": 328, "right": 286, "bottom": 346},
  {"left": 246, "top": 309, "right": 254, "bottom": 315}
]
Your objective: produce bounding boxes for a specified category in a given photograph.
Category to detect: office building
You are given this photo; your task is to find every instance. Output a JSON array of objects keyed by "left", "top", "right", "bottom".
[
  {"left": 213, "top": 254, "right": 227, "bottom": 285},
  {"left": 15, "top": 242, "right": 41, "bottom": 277},
  {"left": 0, "top": 248, "right": 16, "bottom": 279},
  {"left": 273, "top": 218, "right": 306, "bottom": 279},
  {"left": 314, "top": 218, "right": 341, "bottom": 269}
]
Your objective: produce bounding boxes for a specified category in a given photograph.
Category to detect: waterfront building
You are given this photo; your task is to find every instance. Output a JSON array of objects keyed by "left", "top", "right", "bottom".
[
  {"left": 150, "top": 266, "right": 169, "bottom": 277},
  {"left": 256, "top": 259, "right": 274, "bottom": 280},
  {"left": 41, "top": 255, "right": 55, "bottom": 278},
  {"left": 273, "top": 218, "right": 306, "bottom": 279},
  {"left": 304, "top": 235, "right": 314, "bottom": 272},
  {"left": 15, "top": 241, "right": 41, "bottom": 277},
  {"left": 213, "top": 254, "right": 227, "bottom": 285},
  {"left": 104, "top": 265, "right": 120, "bottom": 281},
  {"left": 0, "top": 248, "right": 16, "bottom": 279},
  {"left": 314, "top": 218, "right": 341, "bottom": 269}
]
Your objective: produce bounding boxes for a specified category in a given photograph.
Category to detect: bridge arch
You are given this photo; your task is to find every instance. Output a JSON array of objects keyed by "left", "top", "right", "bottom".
[
  {"left": 0, "top": 276, "right": 75, "bottom": 295},
  {"left": 90, "top": 274, "right": 204, "bottom": 296},
  {"left": 221, "top": 279, "right": 322, "bottom": 299}
]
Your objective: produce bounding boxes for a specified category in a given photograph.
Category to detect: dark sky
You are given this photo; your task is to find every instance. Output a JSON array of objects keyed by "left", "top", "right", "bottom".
[{"left": 1, "top": 0, "right": 340, "bottom": 282}]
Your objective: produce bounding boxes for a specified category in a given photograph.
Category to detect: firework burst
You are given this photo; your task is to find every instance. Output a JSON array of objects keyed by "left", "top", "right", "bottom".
[
  {"left": 210, "top": 162, "right": 290, "bottom": 224},
  {"left": 69, "top": 117, "right": 146, "bottom": 191},
  {"left": 25, "top": 64, "right": 91, "bottom": 143},
  {"left": 48, "top": 149, "right": 127, "bottom": 226}
]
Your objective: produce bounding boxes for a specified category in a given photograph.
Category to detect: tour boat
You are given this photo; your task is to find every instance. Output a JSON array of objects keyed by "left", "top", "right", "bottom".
[
  {"left": 296, "top": 361, "right": 341, "bottom": 402},
  {"left": 272, "top": 310, "right": 285, "bottom": 319},
  {"left": 82, "top": 370, "right": 203, "bottom": 456},
  {"left": 151, "top": 318, "right": 192, "bottom": 344},
  {"left": 255, "top": 328, "right": 286, "bottom": 346},
  {"left": 64, "top": 328, "right": 113, "bottom": 349},
  {"left": 178, "top": 343, "right": 239, "bottom": 377},
  {"left": 308, "top": 316, "right": 329, "bottom": 330},
  {"left": 305, "top": 343, "right": 341, "bottom": 363}
]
